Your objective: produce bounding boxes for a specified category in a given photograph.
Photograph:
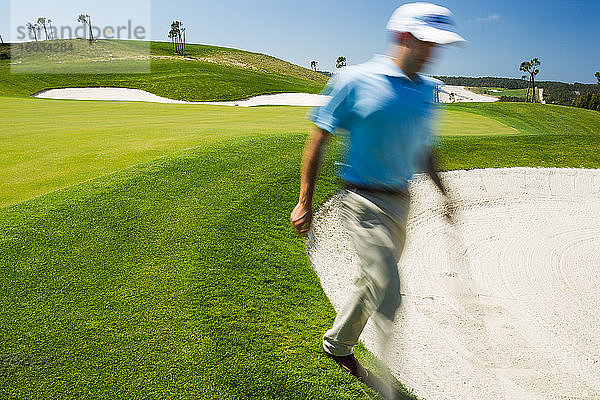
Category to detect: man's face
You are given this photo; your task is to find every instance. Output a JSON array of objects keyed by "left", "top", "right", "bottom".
[
  {"left": 402, "top": 32, "right": 437, "bottom": 72},
  {"left": 411, "top": 35, "right": 437, "bottom": 71}
]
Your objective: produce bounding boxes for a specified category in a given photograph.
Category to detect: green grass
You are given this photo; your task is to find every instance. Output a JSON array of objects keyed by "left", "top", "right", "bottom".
[
  {"left": 2, "top": 132, "right": 599, "bottom": 399},
  {"left": 0, "top": 134, "right": 378, "bottom": 399},
  {"left": 0, "top": 40, "right": 328, "bottom": 101},
  {"left": 437, "top": 134, "right": 600, "bottom": 170},
  {"left": 444, "top": 102, "right": 600, "bottom": 136},
  {"left": 1, "top": 99, "right": 600, "bottom": 398}
]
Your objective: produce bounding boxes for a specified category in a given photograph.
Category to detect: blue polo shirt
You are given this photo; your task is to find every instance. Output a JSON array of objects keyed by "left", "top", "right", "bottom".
[{"left": 309, "top": 54, "right": 440, "bottom": 190}]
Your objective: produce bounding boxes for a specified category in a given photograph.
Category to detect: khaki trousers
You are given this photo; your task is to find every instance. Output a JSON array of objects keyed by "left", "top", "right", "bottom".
[{"left": 323, "top": 188, "right": 409, "bottom": 356}]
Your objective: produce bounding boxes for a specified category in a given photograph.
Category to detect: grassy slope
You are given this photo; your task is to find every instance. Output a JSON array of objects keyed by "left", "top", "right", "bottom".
[
  {"left": 0, "top": 134, "right": 376, "bottom": 399},
  {"left": 438, "top": 103, "right": 600, "bottom": 169},
  {"left": 0, "top": 40, "right": 328, "bottom": 101}
]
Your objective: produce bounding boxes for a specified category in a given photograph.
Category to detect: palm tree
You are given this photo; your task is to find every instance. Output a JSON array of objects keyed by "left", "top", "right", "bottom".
[
  {"left": 181, "top": 26, "right": 186, "bottom": 56},
  {"left": 336, "top": 56, "right": 347, "bottom": 69},
  {"left": 27, "top": 22, "right": 39, "bottom": 41},
  {"left": 168, "top": 28, "right": 176, "bottom": 54},
  {"left": 521, "top": 74, "right": 530, "bottom": 102},
  {"left": 0, "top": 35, "right": 4, "bottom": 44},
  {"left": 77, "top": 14, "right": 94, "bottom": 42},
  {"left": 169, "top": 21, "right": 185, "bottom": 55},
  {"left": 47, "top": 19, "right": 54, "bottom": 40},
  {"left": 310, "top": 61, "right": 317, "bottom": 71},
  {"left": 87, "top": 14, "right": 94, "bottom": 41},
  {"left": 77, "top": 14, "right": 87, "bottom": 39},
  {"left": 37, "top": 17, "right": 49, "bottom": 40},
  {"left": 520, "top": 58, "right": 540, "bottom": 103},
  {"left": 170, "top": 21, "right": 178, "bottom": 54},
  {"left": 177, "top": 21, "right": 183, "bottom": 55}
]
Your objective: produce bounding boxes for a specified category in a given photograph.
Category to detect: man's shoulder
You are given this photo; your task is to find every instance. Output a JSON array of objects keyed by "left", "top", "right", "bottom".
[{"left": 420, "top": 75, "right": 444, "bottom": 88}]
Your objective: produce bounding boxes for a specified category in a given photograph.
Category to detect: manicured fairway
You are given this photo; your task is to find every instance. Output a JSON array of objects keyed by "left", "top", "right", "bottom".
[{"left": 1, "top": 99, "right": 600, "bottom": 399}]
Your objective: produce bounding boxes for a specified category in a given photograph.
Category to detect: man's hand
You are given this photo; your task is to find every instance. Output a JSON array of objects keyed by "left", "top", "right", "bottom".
[
  {"left": 290, "top": 201, "right": 313, "bottom": 237},
  {"left": 442, "top": 197, "right": 457, "bottom": 225},
  {"left": 424, "top": 150, "right": 457, "bottom": 224}
]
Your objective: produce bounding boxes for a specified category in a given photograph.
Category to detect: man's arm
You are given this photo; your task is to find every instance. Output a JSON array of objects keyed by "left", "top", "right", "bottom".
[{"left": 290, "top": 126, "right": 333, "bottom": 236}]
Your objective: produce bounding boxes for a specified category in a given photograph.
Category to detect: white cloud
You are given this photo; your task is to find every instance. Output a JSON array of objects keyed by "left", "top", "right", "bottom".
[{"left": 477, "top": 13, "right": 501, "bottom": 22}]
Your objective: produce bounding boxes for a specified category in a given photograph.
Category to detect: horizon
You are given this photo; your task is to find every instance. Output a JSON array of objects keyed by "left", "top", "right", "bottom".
[{"left": 2, "top": 0, "right": 599, "bottom": 84}]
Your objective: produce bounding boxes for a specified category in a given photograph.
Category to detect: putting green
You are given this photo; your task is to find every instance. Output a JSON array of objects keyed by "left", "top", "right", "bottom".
[
  {"left": 0, "top": 97, "right": 536, "bottom": 208},
  {"left": 0, "top": 97, "right": 315, "bottom": 207},
  {"left": 437, "top": 109, "right": 517, "bottom": 136}
]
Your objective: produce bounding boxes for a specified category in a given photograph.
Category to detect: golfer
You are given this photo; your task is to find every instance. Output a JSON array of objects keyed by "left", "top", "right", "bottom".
[{"left": 290, "top": 3, "right": 464, "bottom": 380}]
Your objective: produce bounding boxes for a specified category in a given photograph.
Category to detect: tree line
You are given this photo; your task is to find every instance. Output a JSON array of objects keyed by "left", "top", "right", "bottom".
[
  {"left": 572, "top": 72, "right": 600, "bottom": 111},
  {"left": 24, "top": 14, "right": 94, "bottom": 42}
]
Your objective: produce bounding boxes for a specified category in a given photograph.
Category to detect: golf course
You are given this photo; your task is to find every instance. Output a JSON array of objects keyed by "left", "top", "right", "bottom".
[{"left": 1, "top": 38, "right": 600, "bottom": 399}]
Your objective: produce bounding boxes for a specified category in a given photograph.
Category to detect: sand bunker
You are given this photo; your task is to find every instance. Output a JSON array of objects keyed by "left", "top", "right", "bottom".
[
  {"left": 32, "top": 87, "right": 330, "bottom": 107},
  {"left": 439, "top": 85, "right": 498, "bottom": 103},
  {"left": 307, "top": 168, "right": 600, "bottom": 400},
  {"left": 32, "top": 86, "right": 493, "bottom": 106}
]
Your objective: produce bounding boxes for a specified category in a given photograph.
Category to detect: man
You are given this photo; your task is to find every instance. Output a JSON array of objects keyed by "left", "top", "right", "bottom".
[{"left": 290, "top": 3, "right": 464, "bottom": 381}]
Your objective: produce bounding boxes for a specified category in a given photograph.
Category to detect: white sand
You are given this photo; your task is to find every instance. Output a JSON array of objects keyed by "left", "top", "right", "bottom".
[
  {"left": 32, "top": 87, "right": 330, "bottom": 107},
  {"left": 439, "top": 85, "right": 498, "bottom": 103},
  {"left": 32, "top": 85, "right": 493, "bottom": 106},
  {"left": 307, "top": 168, "right": 600, "bottom": 400}
]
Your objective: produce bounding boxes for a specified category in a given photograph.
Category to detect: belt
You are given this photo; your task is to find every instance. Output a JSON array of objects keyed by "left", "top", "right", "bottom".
[{"left": 344, "top": 182, "right": 409, "bottom": 196}]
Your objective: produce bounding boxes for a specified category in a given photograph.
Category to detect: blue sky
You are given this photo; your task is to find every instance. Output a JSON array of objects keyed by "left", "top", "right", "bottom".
[{"left": 2, "top": 0, "right": 599, "bottom": 83}]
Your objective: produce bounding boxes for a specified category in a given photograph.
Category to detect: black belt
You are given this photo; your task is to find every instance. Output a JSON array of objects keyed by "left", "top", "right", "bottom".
[{"left": 344, "top": 182, "right": 408, "bottom": 196}]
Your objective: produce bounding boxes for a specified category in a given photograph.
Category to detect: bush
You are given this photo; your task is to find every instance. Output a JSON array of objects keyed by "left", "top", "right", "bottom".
[
  {"left": 499, "top": 96, "right": 526, "bottom": 102},
  {"left": 573, "top": 91, "right": 600, "bottom": 112}
]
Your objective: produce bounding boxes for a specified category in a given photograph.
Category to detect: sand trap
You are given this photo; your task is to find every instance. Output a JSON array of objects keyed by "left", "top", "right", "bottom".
[
  {"left": 307, "top": 168, "right": 600, "bottom": 400},
  {"left": 32, "top": 87, "right": 330, "bottom": 107},
  {"left": 32, "top": 85, "right": 493, "bottom": 106},
  {"left": 439, "top": 85, "right": 498, "bottom": 103}
]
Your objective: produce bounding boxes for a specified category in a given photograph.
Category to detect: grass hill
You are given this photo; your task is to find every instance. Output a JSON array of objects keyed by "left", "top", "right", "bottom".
[{"left": 0, "top": 39, "right": 328, "bottom": 101}]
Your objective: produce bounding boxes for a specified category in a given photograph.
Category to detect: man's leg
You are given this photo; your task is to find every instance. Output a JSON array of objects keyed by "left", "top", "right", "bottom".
[{"left": 323, "top": 190, "right": 408, "bottom": 357}]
